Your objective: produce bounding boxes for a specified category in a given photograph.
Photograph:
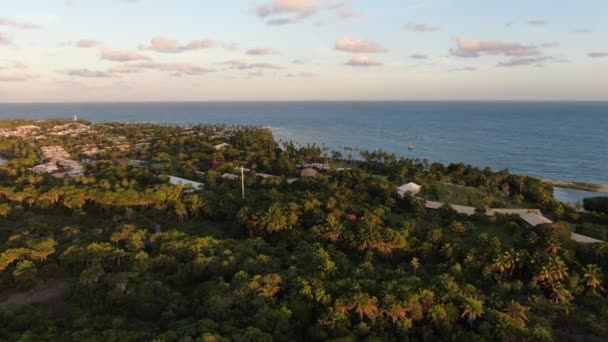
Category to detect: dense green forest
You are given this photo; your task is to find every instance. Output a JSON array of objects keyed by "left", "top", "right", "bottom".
[{"left": 0, "top": 120, "right": 606, "bottom": 341}]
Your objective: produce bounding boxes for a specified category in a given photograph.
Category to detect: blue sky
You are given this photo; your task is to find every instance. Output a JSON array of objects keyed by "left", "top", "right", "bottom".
[{"left": 1, "top": 0, "right": 607, "bottom": 101}]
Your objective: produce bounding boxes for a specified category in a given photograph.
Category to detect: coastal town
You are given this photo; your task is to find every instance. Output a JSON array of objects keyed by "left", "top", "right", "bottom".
[{"left": 0, "top": 119, "right": 607, "bottom": 341}]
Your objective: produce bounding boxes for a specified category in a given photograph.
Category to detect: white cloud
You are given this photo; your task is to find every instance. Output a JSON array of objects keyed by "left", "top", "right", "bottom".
[
  {"left": 58, "top": 68, "right": 113, "bottom": 78},
  {"left": 344, "top": 55, "right": 383, "bottom": 66},
  {"left": 451, "top": 36, "right": 538, "bottom": 58},
  {"left": 0, "top": 17, "right": 44, "bottom": 30},
  {"left": 100, "top": 48, "right": 151, "bottom": 62},
  {"left": 139, "top": 36, "right": 236, "bottom": 53},
  {"left": 335, "top": 37, "right": 387, "bottom": 53},
  {"left": 76, "top": 39, "right": 100, "bottom": 48},
  {"left": 246, "top": 47, "right": 279, "bottom": 55},
  {"left": 403, "top": 23, "right": 439, "bottom": 32}
]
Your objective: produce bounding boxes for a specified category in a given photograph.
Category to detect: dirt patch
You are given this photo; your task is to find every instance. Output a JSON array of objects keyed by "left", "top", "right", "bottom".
[{"left": 0, "top": 280, "right": 71, "bottom": 313}]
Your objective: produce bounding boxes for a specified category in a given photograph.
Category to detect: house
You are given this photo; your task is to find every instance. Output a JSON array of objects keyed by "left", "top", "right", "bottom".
[
  {"left": 424, "top": 201, "right": 476, "bottom": 216},
  {"left": 167, "top": 176, "right": 204, "bottom": 192},
  {"left": 287, "top": 178, "right": 299, "bottom": 184},
  {"left": 396, "top": 182, "right": 421, "bottom": 198},
  {"left": 222, "top": 173, "right": 239, "bottom": 180},
  {"left": 520, "top": 212, "right": 553, "bottom": 229},
  {"left": 450, "top": 204, "right": 477, "bottom": 216},
  {"left": 297, "top": 163, "right": 330, "bottom": 170},
  {"left": 570, "top": 232, "right": 604, "bottom": 244},
  {"left": 256, "top": 173, "right": 278, "bottom": 179},
  {"left": 301, "top": 168, "right": 319, "bottom": 178},
  {"left": 486, "top": 208, "right": 541, "bottom": 216},
  {"left": 425, "top": 201, "right": 444, "bottom": 210},
  {"left": 214, "top": 143, "right": 230, "bottom": 151}
]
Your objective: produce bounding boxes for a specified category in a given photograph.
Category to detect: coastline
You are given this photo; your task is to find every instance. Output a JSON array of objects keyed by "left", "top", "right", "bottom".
[{"left": 541, "top": 178, "right": 608, "bottom": 193}]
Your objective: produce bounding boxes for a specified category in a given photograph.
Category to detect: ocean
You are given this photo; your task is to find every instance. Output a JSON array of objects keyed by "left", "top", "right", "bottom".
[{"left": 0, "top": 101, "right": 606, "bottom": 184}]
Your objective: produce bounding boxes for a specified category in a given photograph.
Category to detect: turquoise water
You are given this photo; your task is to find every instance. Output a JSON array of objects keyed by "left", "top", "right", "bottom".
[
  {"left": 0, "top": 102, "right": 606, "bottom": 183},
  {"left": 553, "top": 187, "right": 608, "bottom": 205}
]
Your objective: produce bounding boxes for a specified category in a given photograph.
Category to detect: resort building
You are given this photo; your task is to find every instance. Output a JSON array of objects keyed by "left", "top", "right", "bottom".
[
  {"left": 520, "top": 212, "right": 553, "bottom": 229},
  {"left": 424, "top": 201, "right": 476, "bottom": 216},
  {"left": 167, "top": 176, "right": 204, "bottom": 192},
  {"left": 570, "top": 232, "right": 605, "bottom": 244},
  {"left": 297, "top": 163, "right": 331, "bottom": 170},
  {"left": 396, "top": 182, "right": 422, "bottom": 198},
  {"left": 32, "top": 145, "right": 83, "bottom": 178},
  {"left": 222, "top": 173, "right": 239, "bottom": 180}
]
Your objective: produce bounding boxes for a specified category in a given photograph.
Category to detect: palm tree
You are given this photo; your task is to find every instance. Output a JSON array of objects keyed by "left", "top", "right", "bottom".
[
  {"left": 582, "top": 264, "right": 604, "bottom": 295},
  {"left": 461, "top": 296, "right": 484, "bottom": 324},
  {"left": 550, "top": 283, "right": 573, "bottom": 305},
  {"left": 351, "top": 293, "right": 379, "bottom": 321},
  {"left": 428, "top": 304, "right": 448, "bottom": 325},
  {"left": 261, "top": 203, "right": 289, "bottom": 234},
  {"left": 504, "top": 300, "right": 529, "bottom": 328},
  {"left": 381, "top": 296, "right": 407, "bottom": 324}
]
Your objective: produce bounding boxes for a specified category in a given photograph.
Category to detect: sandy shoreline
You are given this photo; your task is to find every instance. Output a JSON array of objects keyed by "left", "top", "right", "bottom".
[{"left": 541, "top": 178, "right": 608, "bottom": 193}]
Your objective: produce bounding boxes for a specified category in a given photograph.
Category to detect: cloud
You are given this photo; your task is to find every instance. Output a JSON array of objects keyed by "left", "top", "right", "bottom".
[
  {"left": 0, "top": 33, "right": 10, "bottom": 45},
  {"left": 540, "top": 42, "right": 559, "bottom": 48},
  {"left": 344, "top": 55, "right": 383, "bottom": 66},
  {"left": 139, "top": 36, "right": 235, "bottom": 53},
  {"left": 254, "top": 0, "right": 361, "bottom": 25},
  {"left": 574, "top": 28, "right": 590, "bottom": 33},
  {"left": 403, "top": 23, "right": 439, "bottom": 32},
  {"left": 0, "top": 17, "right": 44, "bottom": 30},
  {"left": 497, "top": 56, "right": 551, "bottom": 67},
  {"left": 327, "top": 1, "right": 363, "bottom": 19},
  {"left": 409, "top": 53, "right": 428, "bottom": 59},
  {"left": 292, "top": 58, "right": 310, "bottom": 64},
  {"left": 588, "top": 52, "right": 608, "bottom": 58},
  {"left": 127, "top": 62, "right": 213, "bottom": 75},
  {"left": 450, "top": 36, "right": 538, "bottom": 58},
  {"left": 219, "top": 60, "right": 282, "bottom": 70},
  {"left": 76, "top": 39, "right": 100, "bottom": 48},
  {"left": 528, "top": 19, "right": 547, "bottom": 26},
  {"left": 13, "top": 62, "right": 27, "bottom": 69},
  {"left": 246, "top": 47, "right": 279, "bottom": 55},
  {"left": 299, "top": 71, "right": 318, "bottom": 77},
  {"left": 449, "top": 66, "right": 477, "bottom": 72},
  {"left": 108, "top": 65, "right": 144, "bottom": 74},
  {"left": 0, "top": 73, "right": 36, "bottom": 82},
  {"left": 335, "top": 36, "right": 387, "bottom": 53},
  {"left": 58, "top": 68, "right": 113, "bottom": 78},
  {"left": 255, "top": 0, "right": 318, "bottom": 25},
  {"left": 100, "top": 48, "right": 151, "bottom": 62}
]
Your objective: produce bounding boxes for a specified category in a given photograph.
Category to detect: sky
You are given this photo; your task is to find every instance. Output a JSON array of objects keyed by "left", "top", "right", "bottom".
[{"left": 0, "top": 0, "right": 607, "bottom": 102}]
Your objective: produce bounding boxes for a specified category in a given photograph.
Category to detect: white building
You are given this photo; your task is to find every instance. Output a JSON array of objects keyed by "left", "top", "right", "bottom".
[{"left": 396, "top": 182, "right": 422, "bottom": 198}]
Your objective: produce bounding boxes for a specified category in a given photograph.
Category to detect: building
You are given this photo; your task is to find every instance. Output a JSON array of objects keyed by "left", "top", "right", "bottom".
[
  {"left": 424, "top": 201, "right": 476, "bottom": 216},
  {"left": 396, "top": 182, "right": 422, "bottom": 198},
  {"left": 214, "top": 143, "right": 230, "bottom": 151},
  {"left": 570, "top": 232, "right": 604, "bottom": 244},
  {"left": 297, "top": 163, "right": 331, "bottom": 170},
  {"left": 520, "top": 212, "right": 553, "bottom": 229},
  {"left": 222, "top": 173, "right": 239, "bottom": 180},
  {"left": 301, "top": 168, "right": 319, "bottom": 178},
  {"left": 167, "top": 176, "right": 204, "bottom": 192}
]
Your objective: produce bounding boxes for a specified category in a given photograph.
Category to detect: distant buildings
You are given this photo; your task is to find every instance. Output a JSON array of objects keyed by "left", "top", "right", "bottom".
[
  {"left": 31, "top": 145, "right": 83, "bottom": 178},
  {"left": 0, "top": 125, "right": 41, "bottom": 138}
]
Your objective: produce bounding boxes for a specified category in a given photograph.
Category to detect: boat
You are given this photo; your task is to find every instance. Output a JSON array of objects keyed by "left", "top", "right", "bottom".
[{"left": 408, "top": 144, "right": 414, "bottom": 150}]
